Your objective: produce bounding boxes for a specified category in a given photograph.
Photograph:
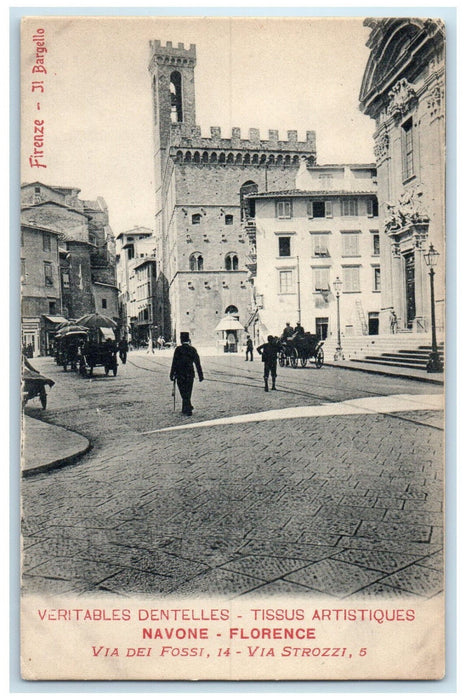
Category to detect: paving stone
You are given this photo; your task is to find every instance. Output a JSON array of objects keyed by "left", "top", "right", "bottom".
[
  {"left": 236, "top": 579, "right": 318, "bottom": 598},
  {"left": 356, "top": 520, "right": 432, "bottom": 543},
  {"left": 22, "top": 574, "right": 94, "bottom": 596},
  {"left": 236, "top": 541, "right": 341, "bottom": 561},
  {"left": 331, "top": 549, "right": 422, "bottom": 574},
  {"left": 336, "top": 537, "right": 440, "bottom": 556},
  {"left": 221, "top": 555, "right": 310, "bottom": 581},
  {"left": 345, "top": 582, "right": 423, "bottom": 599},
  {"left": 381, "top": 564, "right": 444, "bottom": 597},
  {"left": 416, "top": 550, "right": 444, "bottom": 571},
  {"left": 284, "top": 559, "right": 384, "bottom": 597},
  {"left": 383, "top": 509, "right": 444, "bottom": 527},
  {"left": 170, "top": 569, "right": 265, "bottom": 597},
  {"left": 25, "top": 557, "right": 125, "bottom": 585},
  {"left": 98, "top": 568, "right": 179, "bottom": 596}
]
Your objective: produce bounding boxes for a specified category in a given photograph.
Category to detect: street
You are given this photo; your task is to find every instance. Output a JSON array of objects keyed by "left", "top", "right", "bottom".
[{"left": 22, "top": 352, "right": 444, "bottom": 600}]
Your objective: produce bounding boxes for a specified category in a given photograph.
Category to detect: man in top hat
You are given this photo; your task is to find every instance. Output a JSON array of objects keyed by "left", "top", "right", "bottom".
[{"left": 169, "top": 332, "right": 204, "bottom": 416}]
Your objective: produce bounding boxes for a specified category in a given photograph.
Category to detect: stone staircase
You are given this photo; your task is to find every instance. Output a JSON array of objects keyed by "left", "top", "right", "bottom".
[
  {"left": 323, "top": 333, "right": 445, "bottom": 371},
  {"left": 353, "top": 343, "right": 445, "bottom": 371}
]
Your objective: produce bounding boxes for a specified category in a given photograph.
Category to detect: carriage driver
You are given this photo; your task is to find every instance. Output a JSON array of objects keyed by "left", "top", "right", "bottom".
[
  {"left": 257, "top": 335, "right": 280, "bottom": 392},
  {"left": 281, "top": 322, "right": 295, "bottom": 342}
]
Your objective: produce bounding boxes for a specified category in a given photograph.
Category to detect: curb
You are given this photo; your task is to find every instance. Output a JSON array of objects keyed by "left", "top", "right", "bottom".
[
  {"left": 326, "top": 361, "right": 444, "bottom": 385},
  {"left": 22, "top": 418, "right": 93, "bottom": 477}
]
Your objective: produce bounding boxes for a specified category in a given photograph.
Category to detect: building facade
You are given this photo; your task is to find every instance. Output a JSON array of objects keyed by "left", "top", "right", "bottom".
[
  {"left": 247, "top": 162, "right": 380, "bottom": 344},
  {"left": 21, "top": 182, "right": 118, "bottom": 354},
  {"left": 359, "top": 18, "right": 445, "bottom": 335},
  {"left": 148, "top": 40, "right": 317, "bottom": 347},
  {"left": 115, "top": 226, "right": 157, "bottom": 344}
]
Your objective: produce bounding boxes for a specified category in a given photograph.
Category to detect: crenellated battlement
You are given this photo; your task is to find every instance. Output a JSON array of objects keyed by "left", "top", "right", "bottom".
[
  {"left": 170, "top": 125, "right": 316, "bottom": 164},
  {"left": 149, "top": 39, "right": 196, "bottom": 70}
]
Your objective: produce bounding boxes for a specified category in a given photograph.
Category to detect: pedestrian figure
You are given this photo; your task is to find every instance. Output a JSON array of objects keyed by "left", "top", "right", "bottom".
[
  {"left": 169, "top": 332, "right": 204, "bottom": 416},
  {"left": 390, "top": 309, "right": 398, "bottom": 334},
  {"left": 245, "top": 335, "right": 254, "bottom": 361},
  {"left": 257, "top": 335, "right": 279, "bottom": 391},
  {"left": 280, "top": 322, "right": 294, "bottom": 342},
  {"left": 118, "top": 336, "right": 128, "bottom": 364}
]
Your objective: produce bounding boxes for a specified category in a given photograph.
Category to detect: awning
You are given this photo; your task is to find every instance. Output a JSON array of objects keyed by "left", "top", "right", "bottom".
[
  {"left": 214, "top": 315, "right": 245, "bottom": 332},
  {"left": 42, "top": 315, "right": 68, "bottom": 325}
]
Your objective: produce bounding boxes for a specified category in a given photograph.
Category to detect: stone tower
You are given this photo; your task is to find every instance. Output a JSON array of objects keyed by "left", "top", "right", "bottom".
[{"left": 149, "top": 40, "right": 317, "bottom": 346}]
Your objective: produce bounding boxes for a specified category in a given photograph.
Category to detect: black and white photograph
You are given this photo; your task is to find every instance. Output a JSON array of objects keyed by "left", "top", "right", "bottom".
[{"left": 19, "top": 14, "right": 446, "bottom": 680}]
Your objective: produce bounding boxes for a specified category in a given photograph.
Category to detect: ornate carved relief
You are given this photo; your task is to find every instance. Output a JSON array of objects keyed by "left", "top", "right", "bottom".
[
  {"left": 387, "top": 78, "right": 417, "bottom": 121},
  {"left": 374, "top": 125, "right": 390, "bottom": 163},
  {"left": 384, "top": 185, "right": 430, "bottom": 234},
  {"left": 427, "top": 80, "right": 445, "bottom": 119}
]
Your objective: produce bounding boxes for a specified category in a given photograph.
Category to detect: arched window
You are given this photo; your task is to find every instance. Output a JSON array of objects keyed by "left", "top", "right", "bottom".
[
  {"left": 193, "top": 151, "right": 200, "bottom": 163},
  {"left": 170, "top": 71, "right": 183, "bottom": 123},
  {"left": 189, "top": 252, "right": 204, "bottom": 271},
  {"left": 240, "top": 181, "right": 258, "bottom": 220},
  {"left": 202, "top": 151, "right": 209, "bottom": 163},
  {"left": 225, "top": 304, "right": 239, "bottom": 315},
  {"left": 225, "top": 253, "right": 239, "bottom": 271},
  {"left": 219, "top": 152, "right": 226, "bottom": 163}
]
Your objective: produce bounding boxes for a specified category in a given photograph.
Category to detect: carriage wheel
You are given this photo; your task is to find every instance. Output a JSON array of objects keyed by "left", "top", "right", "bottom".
[
  {"left": 315, "top": 348, "right": 324, "bottom": 368},
  {"left": 290, "top": 348, "right": 299, "bottom": 368},
  {"left": 39, "top": 386, "right": 47, "bottom": 409},
  {"left": 300, "top": 357, "right": 308, "bottom": 367}
]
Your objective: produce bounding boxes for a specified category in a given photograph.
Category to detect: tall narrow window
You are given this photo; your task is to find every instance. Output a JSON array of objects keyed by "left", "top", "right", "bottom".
[
  {"left": 341, "top": 199, "right": 358, "bottom": 216},
  {"left": 402, "top": 118, "right": 414, "bottom": 180},
  {"left": 170, "top": 71, "right": 183, "bottom": 123},
  {"left": 44, "top": 262, "right": 53, "bottom": 286},
  {"left": 276, "top": 200, "right": 292, "bottom": 219},
  {"left": 342, "top": 266, "right": 360, "bottom": 292},
  {"left": 278, "top": 236, "right": 291, "bottom": 257},
  {"left": 313, "top": 267, "right": 330, "bottom": 292},
  {"left": 372, "top": 232, "right": 380, "bottom": 255},
  {"left": 43, "top": 233, "right": 51, "bottom": 252},
  {"left": 21, "top": 259, "right": 26, "bottom": 282},
  {"left": 341, "top": 232, "right": 360, "bottom": 256},
  {"left": 312, "top": 233, "right": 330, "bottom": 257},
  {"left": 240, "top": 181, "right": 258, "bottom": 220},
  {"left": 373, "top": 267, "right": 381, "bottom": 292},
  {"left": 279, "top": 270, "right": 293, "bottom": 294}
]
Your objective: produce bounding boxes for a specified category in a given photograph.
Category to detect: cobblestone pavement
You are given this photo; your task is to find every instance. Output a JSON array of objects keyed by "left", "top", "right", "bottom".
[{"left": 21, "top": 353, "right": 444, "bottom": 600}]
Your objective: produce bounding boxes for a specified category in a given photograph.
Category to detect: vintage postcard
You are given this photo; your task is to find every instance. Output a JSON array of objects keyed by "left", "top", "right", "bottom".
[{"left": 19, "top": 15, "right": 446, "bottom": 680}]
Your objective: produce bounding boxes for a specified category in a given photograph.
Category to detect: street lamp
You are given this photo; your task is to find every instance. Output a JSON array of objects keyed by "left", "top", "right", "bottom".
[
  {"left": 423, "top": 243, "right": 443, "bottom": 373},
  {"left": 333, "top": 276, "right": 344, "bottom": 361}
]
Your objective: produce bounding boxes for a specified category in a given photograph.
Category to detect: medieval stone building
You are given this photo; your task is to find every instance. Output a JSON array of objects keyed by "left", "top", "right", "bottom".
[
  {"left": 21, "top": 182, "right": 118, "bottom": 354},
  {"left": 148, "top": 40, "right": 317, "bottom": 346},
  {"left": 359, "top": 18, "right": 445, "bottom": 336}
]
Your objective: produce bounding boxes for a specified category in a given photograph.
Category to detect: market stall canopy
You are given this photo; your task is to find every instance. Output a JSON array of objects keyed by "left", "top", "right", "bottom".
[
  {"left": 99, "top": 328, "right": 115, "bottom": 341},
  {"left": 55, "top": 325, "right": 88, "bottom": 338},
  {"left": 214, "top": 315, "right": 245, "bottom": 332},
  {"left": 75, "top": 313, "right": 117, "bottom": 330}
]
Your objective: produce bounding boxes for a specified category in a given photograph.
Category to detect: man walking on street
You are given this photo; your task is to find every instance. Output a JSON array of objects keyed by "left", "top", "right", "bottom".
[
  {"left": 170, "top": 332, "right": 204, "bottom": 416},
  {"left": 257, "top": 335, "right": 279, "bottom": 391},
  {"left": 245, "top": 335, "right": 254, "bottom": 361}
]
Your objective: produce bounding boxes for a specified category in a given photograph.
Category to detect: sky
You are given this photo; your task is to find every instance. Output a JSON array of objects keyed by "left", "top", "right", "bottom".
[{"left": 21, "top": 16, "right": 375, "bottom": 235}]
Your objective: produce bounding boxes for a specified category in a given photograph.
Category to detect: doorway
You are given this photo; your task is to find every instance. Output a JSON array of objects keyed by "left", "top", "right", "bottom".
[
  {"left": 404, "top": 252, "right": 416, "bottom": 329},
  {"left": 368, "top": 312, "right": 379, "bottom": 335},
  {"left": 315, "top": 317, "right": 328, "bottom": 340}
]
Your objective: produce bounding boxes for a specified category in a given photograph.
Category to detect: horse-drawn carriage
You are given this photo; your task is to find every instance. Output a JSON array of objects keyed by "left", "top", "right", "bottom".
[
  {"left": 75, "top": 314, "right": 119, "bottom": 377},
  {"left": 54, "top": 325, "right": 88, "bottom": 372},
  {"left": 278, "top": 332, "right": 324, "bottom": 369}
]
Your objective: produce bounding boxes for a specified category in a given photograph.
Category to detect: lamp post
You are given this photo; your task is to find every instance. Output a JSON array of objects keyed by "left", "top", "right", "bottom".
[
  {"left": 333, "top": 276, "right": 344, "bottom": 361},
  {"left": 423, "top": 243, "right": 443, "bottom": 373}
]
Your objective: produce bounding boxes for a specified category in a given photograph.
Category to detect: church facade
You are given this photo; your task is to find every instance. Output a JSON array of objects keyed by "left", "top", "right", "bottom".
[
  {"left": 148, "top": 40, "right": 317, "bottom": 347},
  {"left": 359, "top": 18, "right": 445, "bottom": 336}
]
